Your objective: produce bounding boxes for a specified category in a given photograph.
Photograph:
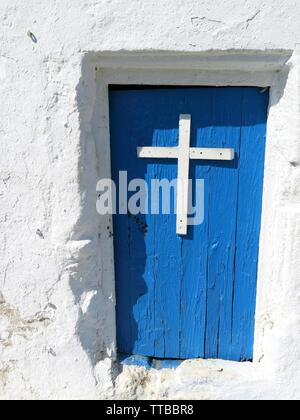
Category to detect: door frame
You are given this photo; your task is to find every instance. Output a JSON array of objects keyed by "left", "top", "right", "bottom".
[{"left": 84, "top": 50, "right": 298, "bottom": 371}]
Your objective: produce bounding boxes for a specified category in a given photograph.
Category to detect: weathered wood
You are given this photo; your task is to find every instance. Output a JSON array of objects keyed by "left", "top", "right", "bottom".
[
  {"left": 109, "top": 86, "right": 268, "bottom": 361},
  {"left": 190, "top": 147, "right": 234, "bottom": 160},
  {"left": 176, "top": 114, "right": 191, "bottom": 235},
  {"left": 138, "top": 147, "right": 235, "bottom": 160}
]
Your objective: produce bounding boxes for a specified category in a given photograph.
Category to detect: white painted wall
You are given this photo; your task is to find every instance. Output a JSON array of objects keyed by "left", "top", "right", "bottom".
[{"left": 1, "top": 0, "right": 300, "bottom": 400}]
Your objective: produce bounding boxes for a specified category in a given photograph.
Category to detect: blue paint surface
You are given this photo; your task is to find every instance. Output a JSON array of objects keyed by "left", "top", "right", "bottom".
[
  {"left": 119, "top": 354, "right": 182, "bottom": 370},
  {"left": 109, "top": 87, "right": 269, "bottom": 362},
  {"left": 119, "top": 354, "right": 152, "bottom": 369}
]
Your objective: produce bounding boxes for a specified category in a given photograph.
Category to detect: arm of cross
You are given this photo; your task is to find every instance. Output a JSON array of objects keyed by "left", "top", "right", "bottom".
[{"left": 137, "top": 147, "right": 235, "bottom": 160}]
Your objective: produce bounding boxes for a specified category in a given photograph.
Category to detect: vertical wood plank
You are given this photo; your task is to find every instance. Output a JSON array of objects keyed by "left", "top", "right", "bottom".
[
  {"left": 179, "top": 88, "right": 211, "bottom": 359},
  {"left": 150, "top": 93, "right": 183, "bottom": 358},
  {"left": 176, "top": 114, "right": 191, "bottom": 235},
  {"left": 231, "top": 87, "right": 269, "bottom": 361},
  {"left": 204, "top": 88, "right": 243, "bottom": 360}
]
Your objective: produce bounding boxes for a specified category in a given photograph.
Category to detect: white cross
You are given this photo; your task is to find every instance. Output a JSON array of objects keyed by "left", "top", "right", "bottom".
[{"left": 137, "top": 114, "right": 235, "bottom": 236}]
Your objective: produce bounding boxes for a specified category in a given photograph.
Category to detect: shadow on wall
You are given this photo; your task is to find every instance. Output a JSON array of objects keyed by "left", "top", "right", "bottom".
[
  {"left": 69, "top": 52, "right": 289, "bottom": 367},
  {"left": 68, "top": 54, "right": 116, "bottom": 366}
]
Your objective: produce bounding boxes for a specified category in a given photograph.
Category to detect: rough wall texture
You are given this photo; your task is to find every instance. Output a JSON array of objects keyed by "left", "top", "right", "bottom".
[{"left": 1, "top": 0, "right": 300, "bottom": 400}]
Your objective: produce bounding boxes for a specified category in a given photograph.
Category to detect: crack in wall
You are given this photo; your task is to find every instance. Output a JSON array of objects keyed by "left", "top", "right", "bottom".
[{"left": 190, "top": 10, "right": 261, "bottom": 34}]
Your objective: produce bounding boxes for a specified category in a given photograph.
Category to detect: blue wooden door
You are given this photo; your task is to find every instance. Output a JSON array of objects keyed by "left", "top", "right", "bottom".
[{"left": 109, "top": 86, "right": 269, "bottom": 362}]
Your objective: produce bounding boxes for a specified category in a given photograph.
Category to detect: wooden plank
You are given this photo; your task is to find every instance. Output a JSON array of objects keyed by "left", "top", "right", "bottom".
[
  {"left": 230, "top": 88, "right": 268, "bottom": 361},
  {"left": 179, "top": 88, "right": 212, "bottom": 358},
  {"left": 138, "top": 147, "right": 234, "bottom": 161},
  {"left": 152, "top": 164, "right": 182, "bottom": 358},
  {"left": 110, "top": 90, "right": 157, "bottom": 357},
  {"left": 176, "top": 115, "right": 191, "bottom": 235},
  {"left": 204, "top": 88, "right": 243, "bottom": 360},
  {"left": 149, "top": 115, "right": 182, "bottom": 358},
  {"left": 137, "top": 146, "right": 178, "bottom": 159},
  {"left": 109, "top": 92, "right": 134, "bottom": 354},
  {"left": 190, "top": 147, "right": 235, "bottom": 161}
]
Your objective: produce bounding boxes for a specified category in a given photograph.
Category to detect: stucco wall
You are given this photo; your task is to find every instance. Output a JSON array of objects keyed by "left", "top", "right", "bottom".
[{"left": 1, "top": 0, "right": 300, "bottom": 400}]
